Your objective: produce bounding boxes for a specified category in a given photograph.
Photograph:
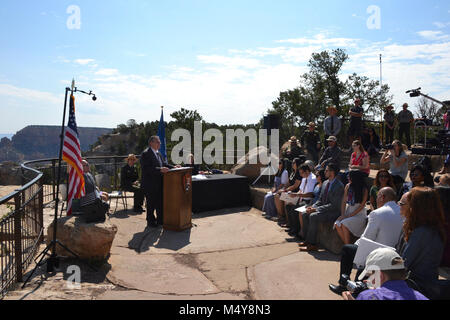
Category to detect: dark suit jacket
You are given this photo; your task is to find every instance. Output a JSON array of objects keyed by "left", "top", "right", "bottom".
[
  {"left": 313, "top": 178, "right": 344, "bottom": 218},
  {"left": 140, "top": 147, "right": 174, "bottom": 193},
  {"left": 120, "top": 164, "right": 139, "bottom": 189}
]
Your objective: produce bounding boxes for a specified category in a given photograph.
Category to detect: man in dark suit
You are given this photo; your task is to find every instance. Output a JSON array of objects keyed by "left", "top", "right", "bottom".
[
  {"left": 140, "top": 136, "right": 176, "bottom": 228},
  {"left": 299, "top": 163, "right": 345, "bottom": 252}
]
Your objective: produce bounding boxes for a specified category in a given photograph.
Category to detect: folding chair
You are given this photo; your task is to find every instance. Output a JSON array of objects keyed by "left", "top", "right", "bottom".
[{"left": 108, "top": 190, "right": 128, "bottom": 214}]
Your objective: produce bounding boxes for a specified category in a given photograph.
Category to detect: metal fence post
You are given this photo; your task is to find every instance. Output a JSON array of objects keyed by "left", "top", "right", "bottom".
[
  {"left": 14, "top": 193, "right": 23, "bottom": 283},
  {"left": 38, "top": 181, "right": 44, "bottom": 243},
  {"left": 52, "top": 159, "right": 56, "bottom": 201}
]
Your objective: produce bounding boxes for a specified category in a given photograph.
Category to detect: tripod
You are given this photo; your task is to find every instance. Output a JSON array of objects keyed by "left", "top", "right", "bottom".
[{"left": 22, "top": 83, "right": 97, "bottom": 288}]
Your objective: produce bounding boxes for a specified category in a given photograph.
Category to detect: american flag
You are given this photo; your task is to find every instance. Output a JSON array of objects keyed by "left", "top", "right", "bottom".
[{"left": 62, "top": 94, "right": 85, "bottom": 215}]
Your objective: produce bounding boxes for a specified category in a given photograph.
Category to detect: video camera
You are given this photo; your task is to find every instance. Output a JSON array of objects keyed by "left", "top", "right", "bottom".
[{"left": 340, "top": 274, "right": 370, "bottom": 298}]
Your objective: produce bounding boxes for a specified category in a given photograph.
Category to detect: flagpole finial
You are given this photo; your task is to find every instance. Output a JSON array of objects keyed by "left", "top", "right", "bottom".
[{"left": 161, "top": 106, "right": 164, "bottom": 109}]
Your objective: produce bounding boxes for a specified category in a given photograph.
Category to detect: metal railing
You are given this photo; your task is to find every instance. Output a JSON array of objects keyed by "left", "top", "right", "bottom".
[{"left": 0, "top": 163, "right": 44, "bottom": 299}]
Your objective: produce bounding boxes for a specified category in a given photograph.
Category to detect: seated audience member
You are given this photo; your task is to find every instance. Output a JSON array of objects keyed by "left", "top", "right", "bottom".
[
  {"left": 365, "top": 128, "right": 381, "bottom": 157},
  {"left": 334, "top": 170, "right": 368, "bottom": 245},
  {"left": 316, "top": 136, "right": 342, "bottom": 172},
  {"left": 348, "top": 140, "right": 370, "bottom": 177},
  {"left": 273, "top": 158, "right": 303, "bottom": 224},
  {"left": 380, "top": 140, "right": 408, "bottom": 191},
  {"left": 329, "top": 187, "right": 402, "bottom": 295},
  {"left": 80, "top": 159, "right": 110, "bottom": 223},
  {"left": 120, "top": 154, "right": 145, "bottom": 213},
  {"left": 436, "top": 186, "right": 450, "bottom": 268},
  {"left": 298, "top": 164, "right": 344, "bottom": 252},
  {"left": 438, "top": 174, "right": 450, "bottom": 187},
  {"left": 313, "top": 169, "right": 326, "bottom": 204},
  {"left": 438, "top": 154, "right": 449, "bottom": 175},
  {"left": 282, "top": 136, "right": 303, "bottom": 161},
  {"left": 398, "top": 164, "right": 434, "bottom": 198},
  {"left": 301, "top": 122, "right": 322, "bottom": 164},
  {"left": 369, "top": 169, "right": 396, "bottom": 210},
  {"left": 341, "top": 248, "right": 428, "bottom": 300},
  {"left": 324, "top": 105, "right": 342, "bottom": 142},
  {"left": 396, "top": 187, "right": 446, "bottom": 299},
  {"left": 262, "top": 159, "right": 290, "bottom": 218},
  {"left": 285, "top": 165, "right": 317, "bottom": 240},
  {"left": 185, "top": 153, "right": 201, "bottom": 175}
]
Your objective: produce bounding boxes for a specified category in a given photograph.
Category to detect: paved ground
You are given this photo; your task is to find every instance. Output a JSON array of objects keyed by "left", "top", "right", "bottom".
[{"left": 4, "top": 201, "right": 342, "bottom": 300}]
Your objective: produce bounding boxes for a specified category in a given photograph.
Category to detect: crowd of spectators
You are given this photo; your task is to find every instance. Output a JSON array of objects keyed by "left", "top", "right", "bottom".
[{"left": 262, "top": 104, "right": 450, "bottom": 299}]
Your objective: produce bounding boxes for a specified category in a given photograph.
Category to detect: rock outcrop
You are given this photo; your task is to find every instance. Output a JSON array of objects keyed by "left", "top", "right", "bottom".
[
  {"left": 231, "top": 146, "right": 279, "bottom": 180},
  {"left": 0, "top": 126, "right": 112, "bottom": 163},
  {"left": 47, "top": 216, "right": 118, "bottom": 262}
]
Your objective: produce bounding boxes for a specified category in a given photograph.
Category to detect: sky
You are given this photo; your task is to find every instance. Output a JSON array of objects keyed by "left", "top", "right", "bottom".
[{"left": 1, "top": 0, "right": 449, "bottom": 133}]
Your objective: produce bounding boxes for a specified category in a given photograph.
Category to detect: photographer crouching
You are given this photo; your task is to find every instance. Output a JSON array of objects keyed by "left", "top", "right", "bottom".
[{"left": 342, "top": 248, "right": 428, "bottom": 300}]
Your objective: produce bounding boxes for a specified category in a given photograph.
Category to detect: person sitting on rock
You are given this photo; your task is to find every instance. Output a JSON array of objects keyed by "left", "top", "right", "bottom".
[
  {"left": 80, "top": 159, "right": 110, "bottom": 223},
  {"left": 282, "top": 136, "right": 303, "bottom": 161},
  {"left": 316, "top": 136, "right": 342, "bottom": 172},
  {"left": 301, "top": 123, "right": 322, "bottom": 165},
  {"left": 120, "top": 154, "right": 145, "bottom": 213}
]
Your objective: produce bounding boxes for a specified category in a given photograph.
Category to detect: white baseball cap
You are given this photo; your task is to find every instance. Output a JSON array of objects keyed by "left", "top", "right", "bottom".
[{"left": 358, "top": 248, "right": 405, "bottom": 280}]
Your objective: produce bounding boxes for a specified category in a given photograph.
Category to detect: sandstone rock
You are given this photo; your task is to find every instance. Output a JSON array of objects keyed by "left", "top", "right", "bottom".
[
  {"left": 47, "top": 216, "right": 117, "bottom": 261},
  {"left": 317, "top": 221, "right": 344, "bottom": 255},
  {"left": 231, "top": 146, "right": 278, "bottom": 180}
]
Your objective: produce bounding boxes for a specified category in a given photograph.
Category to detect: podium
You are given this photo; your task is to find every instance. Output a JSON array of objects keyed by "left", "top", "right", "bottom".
[{"left": 162, "top": 167, "right": 193, "bottom": 232}]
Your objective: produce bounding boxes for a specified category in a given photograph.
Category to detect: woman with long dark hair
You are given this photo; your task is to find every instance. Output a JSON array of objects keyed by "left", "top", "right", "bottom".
[
  {"left": 348, "top": 140, "right": 370, "bottom": 177},
  {"left": 398, "top": 187, "right": 446, "bottom": 299},
  {"left": 273, "top": 157, "right": 303, "bottom": 223},
  {"left": 381, "top": 140, "right": 408, "bottom": 191},
  {"left": 262, "top": 159, "right": 290, "bottom": 218},
  {"left": 369, "top": 169, "right": 396, "bottom": 210},
  {"left": 398, "top": 165, "right": 434, "bottom": 198},
  {"left": 335, "top": 170, "right": 368, "bottom": 244}
]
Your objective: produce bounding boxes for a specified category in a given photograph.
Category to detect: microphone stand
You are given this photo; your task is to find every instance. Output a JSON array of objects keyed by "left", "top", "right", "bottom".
[{"left": 22, "top": 83, "right": 97, "bottom": 288}]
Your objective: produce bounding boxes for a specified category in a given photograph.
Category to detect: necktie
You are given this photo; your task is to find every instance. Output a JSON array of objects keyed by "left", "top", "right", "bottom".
[
  {"left": 323, "top": 182, "right": 330, "bottom": 201},
  {"left": 331, "top": 116, "right": 334, "bottom": 132},
  {"left": 156, "top": 151, "right": 162, "bottom": 166}
]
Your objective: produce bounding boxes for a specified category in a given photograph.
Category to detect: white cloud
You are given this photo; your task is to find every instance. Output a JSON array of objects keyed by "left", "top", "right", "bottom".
[
  {"left": 417, "top": 30, "right": 449, "bottom": 41},
  {"left": 73, "top": 59, "right": 96, "bottom": 65},
  {"left": 2, "top": 32, "right": 450, "bottom": 132}
]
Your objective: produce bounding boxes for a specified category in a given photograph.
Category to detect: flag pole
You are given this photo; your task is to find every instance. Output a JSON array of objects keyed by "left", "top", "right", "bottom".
[{"left": 22, "top": 80, "right": 96, "bottom": 288}]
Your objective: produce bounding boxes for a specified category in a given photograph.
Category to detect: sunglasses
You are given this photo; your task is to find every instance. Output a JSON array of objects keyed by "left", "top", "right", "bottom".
[
  {"left": 379, "top": 175, "right": 389, "bottom": 178},
  {"left": 397, "top": 201, "right": 407, "bottom": 206}
]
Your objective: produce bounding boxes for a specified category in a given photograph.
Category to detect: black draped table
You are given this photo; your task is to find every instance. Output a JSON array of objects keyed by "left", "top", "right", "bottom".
[{"left": 192, "top": 174, "right": 251, "bottom": 213}]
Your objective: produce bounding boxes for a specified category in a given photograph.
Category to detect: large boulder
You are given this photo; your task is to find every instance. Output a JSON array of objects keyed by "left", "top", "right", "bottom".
[
  {"left": 47, "top": 216, "right": 117, "bottom": 262},
  {"left": 231, "top": 146, "right": 278, "bottom": 180}
]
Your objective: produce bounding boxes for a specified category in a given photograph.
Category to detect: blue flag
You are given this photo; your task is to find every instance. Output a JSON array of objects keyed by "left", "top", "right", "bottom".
[{"left": 157, "top": 107, "right": 167, "bottom": 162}]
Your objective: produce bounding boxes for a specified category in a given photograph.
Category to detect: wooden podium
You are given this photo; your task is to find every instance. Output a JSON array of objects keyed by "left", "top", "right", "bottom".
[{"left": 162, "top": 167, "right": 193, "bottom": 231}]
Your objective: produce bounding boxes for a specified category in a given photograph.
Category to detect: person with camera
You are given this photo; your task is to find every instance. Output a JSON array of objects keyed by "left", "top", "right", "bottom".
[
  {"left": 380, "top": 140, "right": 408, "bottom": 191},
  {"left": 341, "top": 248, "right": 428, "bottom": 300},
  {"left": 328, "top": 187, "right": 403, "bottom": 295}
]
